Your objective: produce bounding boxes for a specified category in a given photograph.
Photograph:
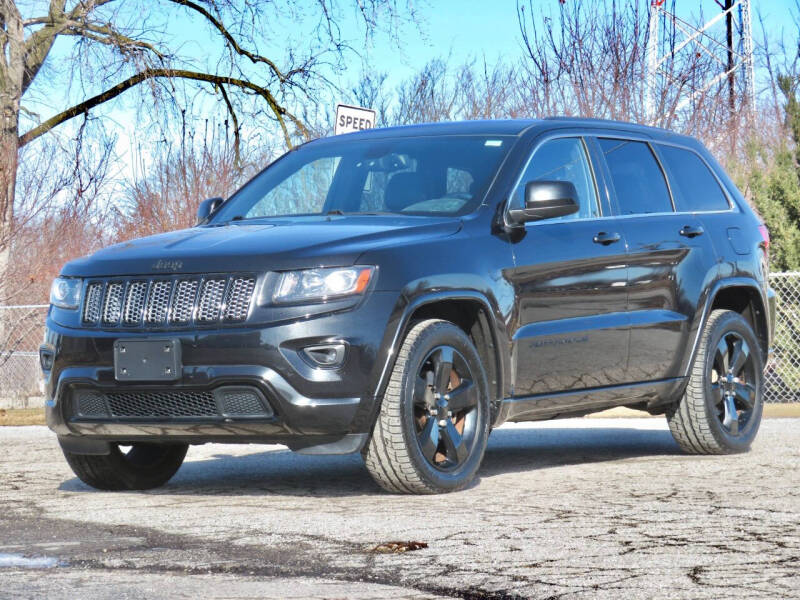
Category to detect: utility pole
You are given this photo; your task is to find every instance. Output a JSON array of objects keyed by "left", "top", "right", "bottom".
[
  {"left": 725, "top": 0, "right": 735, "bottom": 112},
  {"left": 644, "top": 0, "right": 756, "bottom": 124}
]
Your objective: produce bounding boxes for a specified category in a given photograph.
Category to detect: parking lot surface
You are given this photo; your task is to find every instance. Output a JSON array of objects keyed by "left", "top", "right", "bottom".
[{"left": 1, "top": 419, "right": 798, "bottom": 599}]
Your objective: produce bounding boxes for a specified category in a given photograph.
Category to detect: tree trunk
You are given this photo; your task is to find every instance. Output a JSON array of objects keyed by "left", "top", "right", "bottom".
[
  {"left": 1, "top": 0, "right": 25, "bottom": 306},
  {"left": 0, "top": 106, "right": 18, "bottom": 305}
]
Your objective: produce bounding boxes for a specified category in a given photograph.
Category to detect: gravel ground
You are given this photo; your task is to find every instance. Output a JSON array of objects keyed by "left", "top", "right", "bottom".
[{"left": 1, "top": 419, "right": 798, "bottom": 599}]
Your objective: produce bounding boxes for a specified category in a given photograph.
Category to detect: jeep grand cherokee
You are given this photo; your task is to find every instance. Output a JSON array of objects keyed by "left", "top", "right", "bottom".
[{"left": 41, "top": 118, "right": 776, "bottom": 494}]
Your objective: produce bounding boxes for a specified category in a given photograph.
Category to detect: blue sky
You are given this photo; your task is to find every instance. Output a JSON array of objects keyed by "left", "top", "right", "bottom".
[
  {"left": 332, "top": 0, "right": 799, "bottom": 90},
  {"left": 18, "top": 0, "right": 800, "bottom": 181},
  {"left": 23, "top": 1, "right": 800, "bottom": 124}
]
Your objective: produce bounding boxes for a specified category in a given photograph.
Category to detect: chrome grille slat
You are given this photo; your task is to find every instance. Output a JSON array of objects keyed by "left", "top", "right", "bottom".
[
  {"left": 83, "top": 283, "right": 103, "bottom": 323},
  {"left": 123, "top": 281, "right": 148, "bottom": 326},
  {"left": 197, "top": 278, "right": 227, "bottom": 322},
  {"left": 223, "top": 277, "right": 256, "bottom": 322},
  {"left": 102, "top": 282, "right": 124, "bottom": 325},
  {"left": 81, "top": 274, "right": 256, "bottom": 329},
  {"left": 171, "top": 279, "right": 199, "bottom": 324},
  {"left": 145, "top": 280, "right": 173, "bottom": 325}
]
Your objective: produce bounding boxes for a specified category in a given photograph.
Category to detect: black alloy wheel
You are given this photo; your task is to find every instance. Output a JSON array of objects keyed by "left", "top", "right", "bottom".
[
  {"left": 667, "top": 309, "right": 764, "bottom": 455},
  {"left": 362, "top": 319, "right": 490, "bottom": 493},
  {"left": 413, "top": 346, "right": 480, "bottom": 471},
  {"left": 710, "top": 331, "right": 757, "bottom": 436}
]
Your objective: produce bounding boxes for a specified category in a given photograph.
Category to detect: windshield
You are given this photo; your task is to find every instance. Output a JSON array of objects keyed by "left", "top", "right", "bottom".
[{"left": 210, "top": 134, "right": 513, "bottom": 223}]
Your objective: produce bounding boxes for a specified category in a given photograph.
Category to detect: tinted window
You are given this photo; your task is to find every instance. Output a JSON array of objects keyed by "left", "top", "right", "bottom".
[
  {"left": 657, "top": 145, "right": 729, "bottom": 212},
  {"left": 514, "top": 137, "right": 599, "bottom": 220},
  {"left": 211, "top": 135, "right": 512, "bottom": 222},
  {"left": 598, "top": 138, "right": 673, "bottom": 215},
  {"left": 247, "top": 157, "right": 339, "bottom": 218}
]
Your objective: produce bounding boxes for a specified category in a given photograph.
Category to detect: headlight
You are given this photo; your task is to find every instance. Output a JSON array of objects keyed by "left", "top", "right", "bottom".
[
  {"left": 273, "top": 266, "right": 374, "bottom": 304},
  {"left": 49, "top": 277, "right": 82, "bottom": 310}
]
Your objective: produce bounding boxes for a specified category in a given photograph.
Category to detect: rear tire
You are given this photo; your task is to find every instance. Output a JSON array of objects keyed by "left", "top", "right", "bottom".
[
  {"left": 667, "top": 309, "right": 764, "bottom": 454},
  {"left": 61, "top": 442, "right": 188, "bottom": 490},
  {"left": 363, "top": 319, "right": 490, "bottom": 494}
]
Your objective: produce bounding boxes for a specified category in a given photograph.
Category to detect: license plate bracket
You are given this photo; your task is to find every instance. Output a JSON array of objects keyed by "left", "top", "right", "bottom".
[{"left": 114, "top": 339, "right": 181, "bottom": 382}]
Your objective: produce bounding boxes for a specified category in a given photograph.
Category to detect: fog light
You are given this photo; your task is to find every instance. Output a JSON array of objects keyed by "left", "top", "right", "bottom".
[
  {"left": 39, "top": 347, "right": 54, "bottom": 371},
  {"left": 301, "top": 342, "right": 347, "bottom": 368}
]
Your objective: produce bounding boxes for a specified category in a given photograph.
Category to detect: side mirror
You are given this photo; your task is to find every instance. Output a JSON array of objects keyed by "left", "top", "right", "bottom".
[
  {"left": 196, "top": 197, "right": 223, "bottom": 224},
  {"left": 507, "top": 181, "right": 579, "bottom": 225}
]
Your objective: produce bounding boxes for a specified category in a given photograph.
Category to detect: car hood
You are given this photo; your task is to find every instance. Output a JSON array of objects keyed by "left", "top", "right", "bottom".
[{"left": 61, "top": 215, "right": 463, "bottom": 277}]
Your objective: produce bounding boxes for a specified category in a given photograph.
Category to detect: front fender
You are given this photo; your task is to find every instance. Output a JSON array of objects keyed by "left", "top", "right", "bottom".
[{"left": 349, "top": 287, "right": 511, "bottom": 433}]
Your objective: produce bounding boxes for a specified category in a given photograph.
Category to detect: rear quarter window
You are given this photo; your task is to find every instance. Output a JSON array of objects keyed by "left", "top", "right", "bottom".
[{"left": 656, "top": 144, "right": 730, "bottom": 212}]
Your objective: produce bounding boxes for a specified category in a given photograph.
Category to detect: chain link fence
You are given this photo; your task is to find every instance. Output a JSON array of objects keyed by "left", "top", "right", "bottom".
[
  {"left": 1, "top": 275, "right": 800, "bottom": 407},
  {"left": 764, "top": 273, "right": 800, "bottom": 403},
  {"left": 0, "top": 305, "right": 48, "bottom": 408}
]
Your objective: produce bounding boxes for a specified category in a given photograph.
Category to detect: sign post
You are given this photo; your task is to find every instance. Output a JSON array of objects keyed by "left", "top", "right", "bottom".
[{"left": 334, "top": 103, "right": 377, "bottom": 135}]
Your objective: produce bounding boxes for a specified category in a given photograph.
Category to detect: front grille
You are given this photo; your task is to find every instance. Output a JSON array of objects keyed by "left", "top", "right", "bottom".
[
  {"left": 81, "top": 274, "right": 256, "bottom": 328},
  {"left": 72, "top": 387, "right": 273, "bottom": 419}
]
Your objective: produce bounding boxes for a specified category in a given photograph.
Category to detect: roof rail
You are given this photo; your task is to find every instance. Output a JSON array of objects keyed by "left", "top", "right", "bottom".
[{"left": 543, "top": 116, "right": 674, "bottom": 133}]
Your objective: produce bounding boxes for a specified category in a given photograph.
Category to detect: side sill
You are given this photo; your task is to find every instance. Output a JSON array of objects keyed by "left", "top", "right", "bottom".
[{"left": 496, "top": 377, "right": 685, "bottom": 423}]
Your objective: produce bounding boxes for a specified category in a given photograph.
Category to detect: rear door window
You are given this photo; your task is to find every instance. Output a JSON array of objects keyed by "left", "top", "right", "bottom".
[
  {"left": 597, "top": 138, "right": 673, "bottom": 215},
  {"left": 656, "top": 145, "right": 730, "bottom": 212}
]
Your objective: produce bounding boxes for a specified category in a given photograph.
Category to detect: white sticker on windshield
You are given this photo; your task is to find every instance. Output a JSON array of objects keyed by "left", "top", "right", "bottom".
[{"left": 485, "top": 140, "right": 503, "bottom": 147}]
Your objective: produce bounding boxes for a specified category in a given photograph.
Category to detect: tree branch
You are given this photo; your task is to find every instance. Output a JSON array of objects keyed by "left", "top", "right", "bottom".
[
  {"left": 164, "top": 0, "right": 288, "bottom": 82},
  {"left": 218, "top": 84, "right": 241, "bottom": 168},
  {"left": 18, "top": 68, "right": 308, "bottom": 148},
  {"left": 21, "top": 0, "right": 118, "bottom": 93},
  {"left": 61, "top": 21, "right": 167, "bottom": 61}
]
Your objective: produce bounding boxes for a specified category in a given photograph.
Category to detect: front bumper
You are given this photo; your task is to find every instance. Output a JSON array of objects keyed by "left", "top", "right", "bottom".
[{"left": 42, "top": 292, "right": 398, "bottom": 453}]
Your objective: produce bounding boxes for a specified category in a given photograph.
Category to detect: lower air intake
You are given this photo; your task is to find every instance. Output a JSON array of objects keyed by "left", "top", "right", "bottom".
[{"left": 72, "top": 387, "right": 272, "bottom": 419}]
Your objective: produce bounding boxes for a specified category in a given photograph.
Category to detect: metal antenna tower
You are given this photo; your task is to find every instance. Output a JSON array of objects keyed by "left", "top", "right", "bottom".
[{"left": 644, "top": 0, "right": 755, "bottom": 123}]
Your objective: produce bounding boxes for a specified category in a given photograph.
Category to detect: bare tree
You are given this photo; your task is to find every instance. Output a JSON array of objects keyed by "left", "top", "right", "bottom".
[
  {"left": 0, "top": 0, "right": 414, "bottom": 298},
  {"left": 392, "top": 59, "right": 460, "bottom": 125},
  {"left": 516, "top": 0, "right": 750, "bottom": 149},
  {"left": 4, "top": 115, "right": 114, "bottom": 305},
  {"left": 114, "top": 122, "right": 265, "bottom": 241},
  {"left": 387, "top": 57, "right": 522, "bottom": 125}
]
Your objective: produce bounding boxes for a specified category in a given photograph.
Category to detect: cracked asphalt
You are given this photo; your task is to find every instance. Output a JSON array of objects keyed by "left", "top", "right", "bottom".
[{"left": 1, "top": 418, "right": 799, "bottom": 599}]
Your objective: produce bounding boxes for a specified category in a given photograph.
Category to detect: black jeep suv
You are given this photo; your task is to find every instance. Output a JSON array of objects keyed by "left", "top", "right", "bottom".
[{"left": 42, "top": 118, "right": 776, "bottom": 494}]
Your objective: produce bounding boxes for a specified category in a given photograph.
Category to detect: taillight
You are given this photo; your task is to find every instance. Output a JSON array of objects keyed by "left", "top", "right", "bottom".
[{"left": 758, "top": 224, "right": 770, "bottom": 250}]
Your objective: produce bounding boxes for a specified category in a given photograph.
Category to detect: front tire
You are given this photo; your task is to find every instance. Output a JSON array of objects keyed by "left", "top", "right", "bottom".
[
  {"left": 363, "top": 319, "right": 490, "bottom": 494},
  {"left": 667, "top": 309, "right": 764, "bottom": 454},
  {"left": 61, "top": 442, "right": 188, "bottom": 490}
]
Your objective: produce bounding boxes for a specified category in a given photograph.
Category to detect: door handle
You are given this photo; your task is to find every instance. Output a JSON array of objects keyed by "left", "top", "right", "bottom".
[
  {"left": 680, "top": 225, "right": 705, "bottom": 238},
  {"left": 593, "top": 231, "right": 621, "bottom": 245}
]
